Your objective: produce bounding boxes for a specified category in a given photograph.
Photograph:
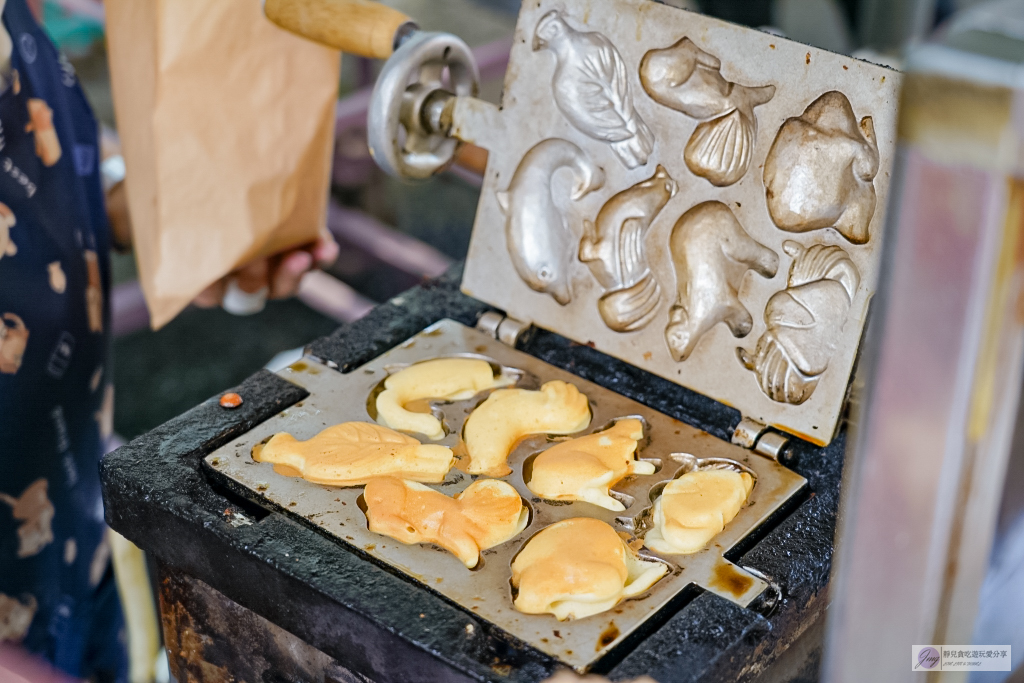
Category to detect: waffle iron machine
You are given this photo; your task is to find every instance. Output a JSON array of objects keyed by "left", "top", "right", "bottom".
[{"left": 100, "top": 1, "right": 901, "bottom": 681}]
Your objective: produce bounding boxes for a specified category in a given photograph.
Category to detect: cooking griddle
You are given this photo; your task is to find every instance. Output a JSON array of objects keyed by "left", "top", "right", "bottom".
[{"left": 204, "top": 319, "right": 805, "bottom": 671}]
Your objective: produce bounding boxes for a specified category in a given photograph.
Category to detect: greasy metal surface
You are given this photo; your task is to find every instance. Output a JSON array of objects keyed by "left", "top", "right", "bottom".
[
  {"left": 205, "top": 319, "right": 805, "bottom": 672},
  {"left": 455, "top": 0, "right": 901, "bottom": 446}
]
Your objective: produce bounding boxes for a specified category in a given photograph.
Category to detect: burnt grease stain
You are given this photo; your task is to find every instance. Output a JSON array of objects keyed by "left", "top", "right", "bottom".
[
  {"left": 597, "top": 622, "right": 620, "bottom": 651},
  {"left": 709, "top": 563, "right": 754, "bottom": 597}
]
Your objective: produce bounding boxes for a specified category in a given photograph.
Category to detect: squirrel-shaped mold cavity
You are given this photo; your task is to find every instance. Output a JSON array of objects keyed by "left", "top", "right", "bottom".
[
  {"left": 498, "top": 139, "right": 604, "bottom": 305},
  {"left": 640, "top": 37, "right": 775, "bottom": 186}
]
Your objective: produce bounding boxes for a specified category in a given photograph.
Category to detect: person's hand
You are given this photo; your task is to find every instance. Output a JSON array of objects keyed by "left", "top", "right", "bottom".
[{"left": 192, "top": 231, "right": 340, "bottom": 309}]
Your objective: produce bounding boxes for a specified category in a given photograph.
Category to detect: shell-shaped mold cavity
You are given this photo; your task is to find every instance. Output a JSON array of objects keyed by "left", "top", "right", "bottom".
[
  {"left": 640, "top": 37, "right": 775, "bottom": 186},
  {"left": 738, "top": 241, "right": 861, "bottom": 404},
  {"left": 534, "top": 10, "right": 655, "bottom": 169},
  {"left": 664, "top": 202, "right": 779, "bottom": 362},
  {"left": 763, "top": 91, "right": 879, "bottom": 244},
  {"left": 580, "top": 165, "right": 678, "bottom": 332}
]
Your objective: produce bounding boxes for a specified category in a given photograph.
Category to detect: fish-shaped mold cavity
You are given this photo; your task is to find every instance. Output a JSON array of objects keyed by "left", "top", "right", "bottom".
[
  {"left": 665, "top": 202, "right": 779, "bottom": 362},
  {"left": 526, "top": 418, "right": 654, "bottom": 511},
  {"left": 644, "top": 468, "right": 754, "bottom": 555},
  {"left": 499, "top": 138, "right": 605, "bottom": 305},
  {"left": 738, "top": 241, "right": 861, "bottom": 404},
  {"left": 463, "top": 380, "right": 591, "bottom": 477},
  {"left": 764, "top": 91, "right": 879, "bottom": 244},
  {"left": 511, "top": 517, "right": 668, "bottom": 620},
  {"left": 374, "top": 358, "right": 516, "bottom": 440},
  {"left": 253, "top": 422, "right": 454, "bottom": 486},
  {"left": 363, "top": 477, "right": 529, "bottom": 569},
  {"left": 534, "top": 10, "right": 655, "bottom": 169},
  {"left": 640, "top": 37, "right": 775, "bottom": 186},
  {"left": 579, "top": 165, "right": 678, "bottom": 332}
]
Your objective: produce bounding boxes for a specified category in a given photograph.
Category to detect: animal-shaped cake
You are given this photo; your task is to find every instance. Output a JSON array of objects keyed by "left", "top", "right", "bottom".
[
  {"left": 526, "top": 418, "right": 653, "bottom": 511},
  {"left": 644, "top": 469, "right": 754, "bottom": 555},
  {"left": 512, "top": 517, "right": 667, "bottom": 620},
  {"left": 375, "top": 358, "right": 515, "bottom": 440},
  {"left": 463, "top": 380, "right": 591, "bottom": 477}
]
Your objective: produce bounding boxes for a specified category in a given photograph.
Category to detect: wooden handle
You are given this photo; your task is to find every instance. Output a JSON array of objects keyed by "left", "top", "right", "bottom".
[{"left": 264, "top": 0, "right": 412, "bottom": 59}]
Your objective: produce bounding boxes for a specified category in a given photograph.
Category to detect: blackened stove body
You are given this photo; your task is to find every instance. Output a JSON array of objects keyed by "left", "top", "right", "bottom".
[{"left": 101, "top": 267, "right": 843, "bottom": 683}]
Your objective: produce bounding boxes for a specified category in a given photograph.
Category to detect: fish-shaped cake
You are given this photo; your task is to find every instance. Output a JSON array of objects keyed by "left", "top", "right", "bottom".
[{"left": 254, "top": 422, "right": 454, "bottom": 486}]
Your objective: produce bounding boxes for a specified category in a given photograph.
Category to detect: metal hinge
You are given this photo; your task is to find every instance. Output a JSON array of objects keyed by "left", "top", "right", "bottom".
[
  {"left": 476, "top": 311, "right": 533, "bottom": 348},
  {"left": 731, "top": 417, "right": 791, "bottom": 462}
]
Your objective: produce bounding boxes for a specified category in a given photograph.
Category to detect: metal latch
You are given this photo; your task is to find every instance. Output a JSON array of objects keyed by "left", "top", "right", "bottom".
[
  {"left": 476, "top": 311, "right": 533, "bottom": 348},
  {"left": 731, "top": 417, "right": 790, "bottom": 462}
]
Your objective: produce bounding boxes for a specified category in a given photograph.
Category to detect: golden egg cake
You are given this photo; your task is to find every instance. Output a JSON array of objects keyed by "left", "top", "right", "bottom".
[
  {"left": 364, "top": 477, "right": 528, "bottom": 568},
  {"left": 254, "top": 422, "right": 454, "bottom": 486},
  {"left": 511, "top": 517, "right": 667, "bottom": 620},
  {"left": 526, "top": 418, "right": 654, "bottom": 510},
  {"left": 376, "top": 358, "right": 514, "bottom": 440},
  {"left": 463, "top": 380, "right": 591, "bottom": 476},
  {"left": 644, "top": 469, "right": 754, "bottom": 555}
]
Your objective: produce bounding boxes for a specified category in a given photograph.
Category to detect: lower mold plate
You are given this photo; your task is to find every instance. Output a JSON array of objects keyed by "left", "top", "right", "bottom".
[{"left": 204, "top": 319, "right": 806, "bottom": 672}]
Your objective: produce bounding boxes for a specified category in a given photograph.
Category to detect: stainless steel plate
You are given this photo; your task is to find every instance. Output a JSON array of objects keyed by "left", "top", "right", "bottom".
[
  {"left": 205, "top": 320, "right": 805, "bottom": 672},
  {"left": 455, "top": 0, "right": 901, "bottom": 446}
]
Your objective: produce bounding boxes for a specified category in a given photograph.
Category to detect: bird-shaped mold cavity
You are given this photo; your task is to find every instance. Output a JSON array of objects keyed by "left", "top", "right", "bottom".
[{"left": 534, "top": 10, "right": 655, "bottom": 169}]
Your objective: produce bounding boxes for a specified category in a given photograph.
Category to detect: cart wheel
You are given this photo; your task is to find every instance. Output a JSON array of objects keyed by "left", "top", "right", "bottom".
[{"left": 368, "top": 31, "right": 479, "bottom": 179}]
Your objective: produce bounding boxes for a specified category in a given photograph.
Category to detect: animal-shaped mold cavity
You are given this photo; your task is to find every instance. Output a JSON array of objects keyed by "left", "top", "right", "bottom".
[
  {"left": 636, "top": 456, "right": 755, "bottom": 555},
  {"left": 499, "top": 139, "right": 605, "bottom": 305},
  {"left": 640, "top": 37, "right": 775, "bottom": 186},
  {"left": 510, "top": 517, "right": 668, "bottom": 620},
  {"left": 534, "top": 10, "right": 655, "bottom": 169},
  {"left": 369, "top": 357, "right": 520, "bottom": 440},
  {"left": 738, "top": 241, "right": 861, "bottom": 404},
  {"left": 580, "top": 166, "right": 678, "bottom": 332},
  {"left": 764, "top": 91, "right": 879, "bottom": 244},
  {"left": 664, "top": 202, "right": 779, "bottom": 362},
  {"left": 525, "top": 417, "right": 655, "bottom": 511},
  {"left": 363, "top": 477, "right": 530, "bottom": 569},
  {"left": 463, "top": 380, "right": 592, "bottom": 477}
]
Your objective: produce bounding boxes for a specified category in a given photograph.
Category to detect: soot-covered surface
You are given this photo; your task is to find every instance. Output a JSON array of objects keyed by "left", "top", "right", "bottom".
[{"left": 100, "top": 265, "right": 843, "bottom": 683}]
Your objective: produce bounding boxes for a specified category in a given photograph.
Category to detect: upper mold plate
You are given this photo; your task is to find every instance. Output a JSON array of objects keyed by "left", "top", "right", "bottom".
[{"left": 460, "top": 0, "right": 900, "bottom": 445}]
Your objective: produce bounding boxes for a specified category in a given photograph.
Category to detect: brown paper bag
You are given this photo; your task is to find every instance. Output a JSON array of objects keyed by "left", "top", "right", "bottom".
[{"left": 105, "top": 0, "right": 341, "bottom": 328}]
